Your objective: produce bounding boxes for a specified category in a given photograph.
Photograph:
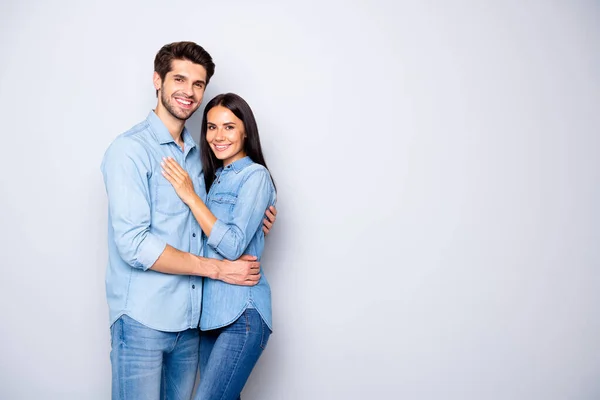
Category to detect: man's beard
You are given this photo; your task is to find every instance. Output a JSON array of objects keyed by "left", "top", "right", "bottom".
[{"left": 160, "top": 89, "right": 196, "bottom": 121}]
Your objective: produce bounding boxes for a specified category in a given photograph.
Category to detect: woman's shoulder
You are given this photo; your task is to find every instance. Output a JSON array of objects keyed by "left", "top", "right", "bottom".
[
  {"left": 243, "top": 162, "right": 273, "bottom": 181},
  {"left": 240, "top": 162, "right": 274, "bottom": 189},
  {"left": 245, "top": 161, "right": 269, "bottom": 174}
]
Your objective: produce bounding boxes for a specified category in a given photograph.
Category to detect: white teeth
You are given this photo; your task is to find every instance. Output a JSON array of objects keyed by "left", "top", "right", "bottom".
[{"left": 176, "top": 98, "right": 191, "bottom": 105}]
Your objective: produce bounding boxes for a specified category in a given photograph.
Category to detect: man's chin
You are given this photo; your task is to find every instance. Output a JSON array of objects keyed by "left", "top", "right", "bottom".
[{"left": 170, "top": 109, "right": 194, "bottom": 121}]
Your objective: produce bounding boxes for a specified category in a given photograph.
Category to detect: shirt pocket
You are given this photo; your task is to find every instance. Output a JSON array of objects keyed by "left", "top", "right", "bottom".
[
  {"left": 209, "top": 192, "right": 238, "bottom": 218},
  {"left": 153, "top": 182, "right": 188, "bottom": 215}
]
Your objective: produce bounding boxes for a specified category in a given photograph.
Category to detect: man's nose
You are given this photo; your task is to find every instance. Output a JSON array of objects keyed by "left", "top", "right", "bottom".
[{"left": 182, "top": 83, "right": 194, "bottom": 97}]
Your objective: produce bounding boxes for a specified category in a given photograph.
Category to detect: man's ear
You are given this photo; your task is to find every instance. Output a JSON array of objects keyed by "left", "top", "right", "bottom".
[{"left": 153, "top": 71, "right": 162, "bottom": 92}]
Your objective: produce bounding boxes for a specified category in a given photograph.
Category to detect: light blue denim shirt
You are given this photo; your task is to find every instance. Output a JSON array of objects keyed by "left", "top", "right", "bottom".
[
  {"left": 199, "top": 156, "right": 276, "bottom": 331},
  {"left": 101, "top": 111, "right": 204, "bottom": 332}
]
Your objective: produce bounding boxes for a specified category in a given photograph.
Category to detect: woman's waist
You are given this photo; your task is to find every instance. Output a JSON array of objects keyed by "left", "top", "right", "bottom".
[{"left": 202, "top": 276, "right": 270, "bottom": 298}]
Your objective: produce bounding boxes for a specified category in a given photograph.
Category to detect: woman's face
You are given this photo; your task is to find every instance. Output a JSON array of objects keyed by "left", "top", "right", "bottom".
[{"left": 206, "top": 105, "right": 247, "bottom": 166}]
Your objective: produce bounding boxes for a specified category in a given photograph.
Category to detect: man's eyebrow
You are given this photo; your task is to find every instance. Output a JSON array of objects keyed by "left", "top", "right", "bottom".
[{"left": 173, "top": 74, "right": 205, "bottom": 85}]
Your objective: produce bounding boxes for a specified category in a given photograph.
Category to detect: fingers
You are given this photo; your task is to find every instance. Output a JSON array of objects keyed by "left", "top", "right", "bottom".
[
  {"left": 235, "top": 275, "right": 261, "bottom": 286},
  {"left": 239, "top": 254, "right": 258, "bottom": 261},
  {"left": 265, "top": 207, "right": 276, "bottom": 222},
  {"left": 243, "top": 274, "right": 261, "bottom": 286},
  {"left": 161, "top": 157, "right": 184, "bottom": 180},
  {"left": 165, "top": 157, "right": 188, "bottom": 177},
  {"left": 239, "top": 262, "right": 260, "bottom": 286},
  {"left": 263, "top": 217, "right": 273, "bottom": 229},
  {"left": 161, "top": 168, "right": 177, "bottom": 185},
  {"left": 262, "top": 216, "right": 273, "bottom": 235},
  {"left": 263, "top": 206, "right": 277, "bottom": 235}
]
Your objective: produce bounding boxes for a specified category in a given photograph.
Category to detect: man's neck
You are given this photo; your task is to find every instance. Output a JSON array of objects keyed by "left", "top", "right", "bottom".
[{"left": 154, "top": 106, "right": 185, "bottom": 149}]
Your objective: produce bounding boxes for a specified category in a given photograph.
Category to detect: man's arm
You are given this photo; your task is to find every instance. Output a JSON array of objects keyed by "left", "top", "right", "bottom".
[
  {"left": 263, "top": 205, "right": 277, "bottom": 235},
  {"left": 101, "top": 139, "right": 259, "bottom": 285},
  {"left": 149, "top": 245, "right": 261, "bottom": 285}
]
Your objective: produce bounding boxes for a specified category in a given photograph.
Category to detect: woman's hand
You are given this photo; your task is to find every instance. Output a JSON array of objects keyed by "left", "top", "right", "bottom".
[{"left": 161, "top": 157, "right": 198, "bottom": 205}]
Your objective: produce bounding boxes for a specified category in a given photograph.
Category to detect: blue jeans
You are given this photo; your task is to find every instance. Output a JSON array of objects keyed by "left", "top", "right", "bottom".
[
  {"left": 195, "top": 308, "right": 271, "bottom": 400},
  {"left": 110, "top": 315, "right": 199, "bottom": 400}
]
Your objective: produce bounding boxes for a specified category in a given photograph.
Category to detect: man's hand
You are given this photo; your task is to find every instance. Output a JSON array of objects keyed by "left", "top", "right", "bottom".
[
  {"left": 216, "top": 254, "right": 261, "bottom": 286},
  {"left": 263, "top": 206, "right": 277, "bottom": 235}
]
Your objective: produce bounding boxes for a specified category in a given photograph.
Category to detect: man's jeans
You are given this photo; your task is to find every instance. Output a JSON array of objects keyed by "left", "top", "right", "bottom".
[
  {"left": 110, "top": 315, "right": 199, "bottom": 400},
  {"left": 196, "top": 308, "right": 271, "bottom": 400}
]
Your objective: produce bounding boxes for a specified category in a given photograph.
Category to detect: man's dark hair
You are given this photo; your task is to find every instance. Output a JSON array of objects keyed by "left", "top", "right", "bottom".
[{"left": 154, "top": 41, "right": 215, "bottom": 95}]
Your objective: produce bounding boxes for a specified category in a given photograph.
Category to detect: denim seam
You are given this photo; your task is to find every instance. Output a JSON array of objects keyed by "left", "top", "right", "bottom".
[
  {"left": 123, "top": 268, "right": 133, "bottom": 309},
  {"left": 164, "top": 363, "right": 183, "bottom": 399},
  {"left": 236, "top": 168, "right": 266, "bottom": 193},
  {"left": 217, "top": 325, "right": 250, "bottom": 400},
  {"left": 116, "top": 318, "right": 126, "bottom": 399},
  {"left": 170, "top": 331, "right": 181, "bottom": 353},
  {"left": 260, "top": 318, "right": 267, "bottom": 350}
]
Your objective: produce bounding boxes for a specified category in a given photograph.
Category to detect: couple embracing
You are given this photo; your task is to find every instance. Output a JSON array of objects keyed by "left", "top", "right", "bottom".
[{"left": 101, "top": 41, "right": 278, "bottom": 400}]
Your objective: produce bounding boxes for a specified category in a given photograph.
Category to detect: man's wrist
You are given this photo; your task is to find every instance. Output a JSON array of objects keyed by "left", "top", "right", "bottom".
[{"left": 194, "top": 255, "right": 221, "bottom": 280}]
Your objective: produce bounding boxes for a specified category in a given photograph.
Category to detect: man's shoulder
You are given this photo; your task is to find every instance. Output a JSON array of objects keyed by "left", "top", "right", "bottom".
[
  {"left": 102, "top": 120, "right": 155, "bottom": 167},
  {"left": 108, "top": 120, "right": 154, "bottom": 153},
  {"left": 117, "top": 119, "right": 153, "bottom": 144}
]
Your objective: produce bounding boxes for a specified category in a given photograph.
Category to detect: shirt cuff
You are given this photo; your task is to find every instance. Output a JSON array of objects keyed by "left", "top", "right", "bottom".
[
  {"left": 207, "top": 219, "right": 228, "bottom": 251},
  {"left": 137, "top": 234, "right": 167, "bottom": 271}
]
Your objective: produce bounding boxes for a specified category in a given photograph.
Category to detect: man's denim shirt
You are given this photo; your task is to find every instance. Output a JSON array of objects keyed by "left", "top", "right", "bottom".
[
  {"left": 199, "top": 156, "right": 276, "bottom": 331},
  {"left": 101, "top": 111, "right": 204, "bottom": 332}
]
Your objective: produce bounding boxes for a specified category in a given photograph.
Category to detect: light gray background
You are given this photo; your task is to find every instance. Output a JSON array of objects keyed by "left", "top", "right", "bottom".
[{"left": 1, "top": 0, "right": 599, "bottom": 399}]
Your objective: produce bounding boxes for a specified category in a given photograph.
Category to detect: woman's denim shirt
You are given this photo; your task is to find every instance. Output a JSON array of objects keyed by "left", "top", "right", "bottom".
[{"left": 199, "top": 156, "right": 276, "bottom": 331}]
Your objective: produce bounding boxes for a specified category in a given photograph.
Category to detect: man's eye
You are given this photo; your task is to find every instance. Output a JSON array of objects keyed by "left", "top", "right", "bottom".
[
  {"left": 194, "top": 83, "right": 204, "bottom": 88},
  {"left": 175, "top": 78, "right": 183, "bottom": 82}
]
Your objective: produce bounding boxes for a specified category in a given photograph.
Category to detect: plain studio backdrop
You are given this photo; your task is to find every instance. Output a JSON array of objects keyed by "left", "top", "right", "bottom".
[{"left": 1, "top": 0, "right": 599, "bottom": 399}]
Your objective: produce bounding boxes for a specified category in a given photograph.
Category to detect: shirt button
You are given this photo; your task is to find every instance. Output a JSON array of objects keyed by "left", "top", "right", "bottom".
[
  {"left": 192, "top": 233, "right": 196, "bottom": 237},
  {"left": 192, "top": 284, "right": 196, "bottom": 289},
  {"left": 218, "top": 180, "right": 220, "bottom": 184}
]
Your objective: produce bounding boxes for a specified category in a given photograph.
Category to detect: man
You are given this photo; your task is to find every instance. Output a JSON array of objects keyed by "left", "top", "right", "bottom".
[{"left": 101, "top": 41, "right": 277, "bottom": 399}]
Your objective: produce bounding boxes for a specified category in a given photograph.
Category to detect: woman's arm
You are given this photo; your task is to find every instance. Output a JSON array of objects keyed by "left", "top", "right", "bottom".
[
  {"left": 206, "top": 169, "right": 275, "bottom": 260},
  {"left": 161, "top": 157, "right": 276, "bottom": 242},
  {"left": 161, "top": 157, "right": 217, "bottom": 236}
]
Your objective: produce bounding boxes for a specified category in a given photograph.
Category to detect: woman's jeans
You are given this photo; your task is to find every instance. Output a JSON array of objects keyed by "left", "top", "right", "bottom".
[
  {"left": 110, "top": 315, "right": 199, "bottom": 400},
  {"left": 195, "top": 308, "right": 271, "bottom": 400}
]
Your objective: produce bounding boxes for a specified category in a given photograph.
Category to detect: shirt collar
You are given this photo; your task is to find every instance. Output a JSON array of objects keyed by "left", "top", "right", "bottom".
[
  {"left": 146, "top": 111, "right": 196, "bottom": 151},
  {"left": 219, "top": 156, "right": 253, "bottom": 174}
]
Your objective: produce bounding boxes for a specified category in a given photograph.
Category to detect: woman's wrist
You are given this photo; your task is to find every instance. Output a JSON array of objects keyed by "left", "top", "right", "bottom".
[{"left": 184, "top": 192, "right": 202, "bottom": 207}]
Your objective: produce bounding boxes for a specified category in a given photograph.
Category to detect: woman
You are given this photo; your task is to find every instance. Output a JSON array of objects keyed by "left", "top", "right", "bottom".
[{"left": 161, "top": 93, "right": 276, "bottom": 400}]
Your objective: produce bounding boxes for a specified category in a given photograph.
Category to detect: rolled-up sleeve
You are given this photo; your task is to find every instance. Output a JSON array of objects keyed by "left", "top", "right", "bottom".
[
  {"left": 207, "top": 169, "right": 274, "bottom": 260},
  {"left": 101, "top": 138, "right": 166, "bottom": 270}
]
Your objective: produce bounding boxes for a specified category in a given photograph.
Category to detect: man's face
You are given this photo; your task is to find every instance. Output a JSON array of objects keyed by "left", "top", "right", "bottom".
[{"left": 154, "top": 59, "right": 207, "bottom": 121}]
